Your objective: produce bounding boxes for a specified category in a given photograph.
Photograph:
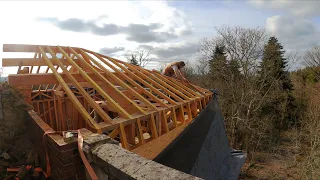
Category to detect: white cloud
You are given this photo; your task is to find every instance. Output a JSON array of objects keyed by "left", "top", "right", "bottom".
[
  {"left": 0, "top": 0, "right": 195, "bottom": 74},
  {"left": 265, "top": 15, "right": 320, "bottom": 69},
  {"left": 266, "top": 16, "right": 319, "bottom": 50},
  {"left": 1, "top": 0, "right": 319, "bottom": 74},
  {"left": 249, "top": 0, "right": 320, "bottom": 17},
  {"left": 248, "top": 0, "right": 320, "bottom": 69}
]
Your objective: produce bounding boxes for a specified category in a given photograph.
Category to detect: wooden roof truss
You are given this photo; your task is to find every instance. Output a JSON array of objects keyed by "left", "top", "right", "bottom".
[{"left": 2, "top": 44, "right": 213, "bottom": 152}]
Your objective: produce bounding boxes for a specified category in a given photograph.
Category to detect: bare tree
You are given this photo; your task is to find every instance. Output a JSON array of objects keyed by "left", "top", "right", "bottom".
[
  {"left": 302, "top": 46, "right": 320, "bottom": 81},
  {"left": 196, "top": 25, "right": 298, "bottom": 152},
  {"left": 195, "top": 59, "right": 210, "bottom": 76},
  {"left": 125, "top": 49, "right": 152, "bottom": 67},
  {"left": 304, "top": 46, "right": 320, "bottom": 67}
]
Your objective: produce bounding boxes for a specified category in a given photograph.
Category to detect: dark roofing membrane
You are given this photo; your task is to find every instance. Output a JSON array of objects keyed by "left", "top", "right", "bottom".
[{"left": 154, "top": 90, "right": 246, "bottom": 180}]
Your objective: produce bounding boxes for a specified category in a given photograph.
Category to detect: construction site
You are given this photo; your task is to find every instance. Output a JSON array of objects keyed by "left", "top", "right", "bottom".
[{"left": 0, "top": 44, "right": 246, "bottom": 180}]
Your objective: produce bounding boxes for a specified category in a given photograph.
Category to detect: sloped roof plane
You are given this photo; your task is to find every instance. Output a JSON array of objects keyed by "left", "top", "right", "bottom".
[{"left": 2, "top": 44, "right": 212, "bottom": 152}]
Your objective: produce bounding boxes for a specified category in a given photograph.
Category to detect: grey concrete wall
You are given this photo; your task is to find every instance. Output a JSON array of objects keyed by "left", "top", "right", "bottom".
[{"left": 82, "top": 131, "right": 202, "bottom": 180}]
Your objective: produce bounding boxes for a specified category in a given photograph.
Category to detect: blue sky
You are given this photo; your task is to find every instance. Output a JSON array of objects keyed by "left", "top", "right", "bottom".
[{"left": 0, "top": 0, "right": 319, "bottom": 74}]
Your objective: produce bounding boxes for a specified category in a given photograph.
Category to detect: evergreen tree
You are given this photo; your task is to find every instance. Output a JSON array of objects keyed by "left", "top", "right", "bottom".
[
  {"left": 209, "top": 45, "right": 228, "bottom": 80},
  {"left": 259, "top": 36, "right": 293, "bottom": 91},
  {"left": 258, "top": 36, "right": 296, "bottom": 143},
  {"left": 228, "top": 59, "right": 241, "bottom": 81}
]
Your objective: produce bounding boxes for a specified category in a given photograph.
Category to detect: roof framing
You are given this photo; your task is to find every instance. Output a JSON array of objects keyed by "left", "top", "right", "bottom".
[{"left": 2, "top": 44, "right": 212, "bottom": 134}]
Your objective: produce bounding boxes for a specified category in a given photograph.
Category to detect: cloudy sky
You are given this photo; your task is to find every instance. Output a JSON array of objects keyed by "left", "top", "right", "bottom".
[{"left": 0, "top": 0, "right": 319, "bottom": 75}]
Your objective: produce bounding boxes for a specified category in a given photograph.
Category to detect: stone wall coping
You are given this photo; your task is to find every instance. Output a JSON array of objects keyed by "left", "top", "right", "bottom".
[
  {"left": 27, "top": 106, "right": 202, "bottom": 180},
  {"left": 84, "top": 133, "right": 203, "bottom": 180}
]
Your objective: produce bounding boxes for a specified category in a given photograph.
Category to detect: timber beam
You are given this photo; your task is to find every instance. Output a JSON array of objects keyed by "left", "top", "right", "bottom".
[
  {"left": 2, "top": 44, "right": 214, "bottom": 152},
  {"left": 7, "top": 73, "right": 113, "bottom": 86},
  {"left": 3, "top": 44, "right": 82, "bottom": 53},
  {"left": 2, "top": 58, "right": 76, "bottom": 67}
]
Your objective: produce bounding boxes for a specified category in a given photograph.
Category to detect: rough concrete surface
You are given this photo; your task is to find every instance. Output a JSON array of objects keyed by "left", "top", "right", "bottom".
[
  {"left": 84, "top": 134, "right": 202, "bottom": 180},
  {"left": 0, "top": 83, "right": 35, "bottom": 179}
]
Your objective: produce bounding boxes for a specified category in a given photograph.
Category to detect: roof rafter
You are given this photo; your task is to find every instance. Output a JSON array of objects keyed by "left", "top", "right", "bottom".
[{"left": 2, "top": 44, "right": 213, "bottom": 134}]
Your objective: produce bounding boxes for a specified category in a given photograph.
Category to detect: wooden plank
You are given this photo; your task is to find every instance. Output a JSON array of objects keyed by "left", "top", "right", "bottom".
[
  {"left": 171, "top": 107, "right": 178, "bottom": 128},
  {"left": 57, "top": 95, "right": 64, "bottom": 131},
  {"left": 71, "top": 101, "right": 76, "bottom": 129},
  {"left": 7, "top": 73, "right": 112, "bottom": 86},
  {"left": 119, "top": 123, "right": 129, "bottom": 149},
  {"left": 3, "top": 44, "right": 81, "bottom": 53},
  {"left": 57, "top": 46, "right": 132, "bottom": 119},
  {"left": 36, "top": 66, "right": 41, "bottom": 74},
  {"left": 153, "top": 70, "right": 206, "bottom": 96},
  {"left": 152, "top": 70, "right": 201, "bottom": 97},
  {"left": 2, "top": 58, "right": 79, "bottom": 67},
  {"left": 131, "top": 65, "right": 191, "bottom": 101},
  {"left": 69, "top": 47, "right": 146, "bottom": 115},
  {"left": 136, "top": 118, "right": 145, "bottom": 145},
  {"left": 131, "top": 123, "right": 186, "bottom": 160},
  {"left": 186, "top": 102, "right": 192, "bottom": 121},
  {"left": 149, "top": 113, "right": 158, "bottom": 139},
  {"left": 126, "top": 64, "right": 184, "bottom": 103},
  {"left": 30, "top": 52, "right": 37, "bottom": 74},
  {"left": 83, "top": 50, "right": 164, "bottom": 106},
  {"left": 48, "top": 101, "right": 54, "bottom": 128},
  {"left": 190, "top": 100, "right": 198, "bottom": 118},
  {"left": 42, "top": 101, "right": 47, "bottom": 123},
  {"left": 161, "top": 110, "right": 169, "bottom": 134},
  {"left": 151, "top": 70, "right": 197, "bottom": 98},
  {"left": 109, "top": 128, "right": 119, "bottom": 139},
  {"left": 125, "top": 124, "right": 136, "bottom": 145},
  {"left": 53, "top": 95, "right": 58, "bottom": 130},
  {"left": 38, "top": 46, "right": 102, "bottom": 132},
  {"left": 47, "top": 46, "right": 115, "bottom": 123},
  {"left": 177, "top": 105, "right": 185, "bottom": 124},
  {"left": 104, "top": 54, "right": 209, "bottom": 97},
  {"left": 86, "top": 50, "right": 169, "bottom": 109},
  {"left": 89, "top": 51, "right": 176, "bottom": 106},
  {"left": 157, "top": 113, "right": 162, "bottom": 136}
]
